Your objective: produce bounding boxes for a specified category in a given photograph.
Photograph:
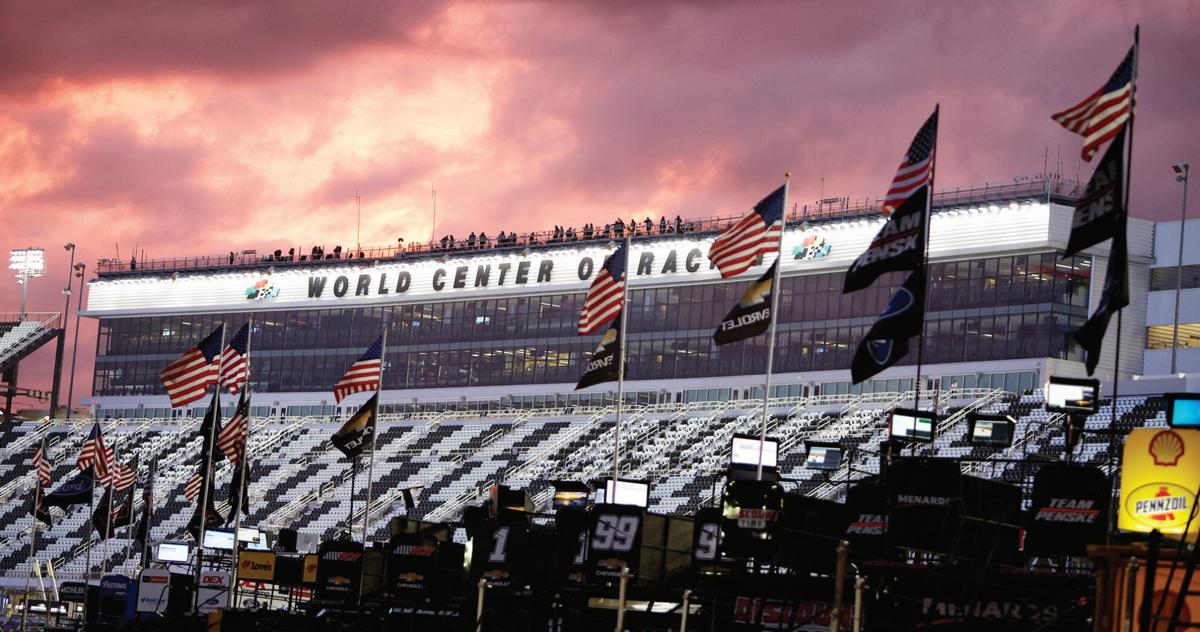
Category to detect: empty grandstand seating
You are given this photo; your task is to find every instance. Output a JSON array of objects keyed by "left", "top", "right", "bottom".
[
  {"left": 0, "top": 389, "right": 1168, "bottom": 584},
  {"left": 0, "top": 313, "right": 61, "bottom": 375}
]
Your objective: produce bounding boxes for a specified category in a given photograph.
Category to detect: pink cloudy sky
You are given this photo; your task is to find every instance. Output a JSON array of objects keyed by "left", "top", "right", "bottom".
[{"left": 0, "top": 1, "right": 1196, "bottom": 412}]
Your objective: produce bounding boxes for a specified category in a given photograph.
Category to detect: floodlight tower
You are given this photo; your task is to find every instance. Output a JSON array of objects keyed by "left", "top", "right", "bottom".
[{"left": 9, "top": 248, "right": 45, "bottom": 321}]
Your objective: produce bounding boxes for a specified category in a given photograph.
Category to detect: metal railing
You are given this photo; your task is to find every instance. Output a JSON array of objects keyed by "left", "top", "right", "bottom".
[{"left": 94, "top": 175, "right": 1082, "bottom": 276}]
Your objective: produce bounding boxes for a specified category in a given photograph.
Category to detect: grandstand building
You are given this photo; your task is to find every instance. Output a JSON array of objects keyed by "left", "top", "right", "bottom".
[
  {"left": 83, "top": 178, "right": 1153, "bottom": 419},
  {"left": 0, "top": 176, "right": 1192, "bottom": 589}
]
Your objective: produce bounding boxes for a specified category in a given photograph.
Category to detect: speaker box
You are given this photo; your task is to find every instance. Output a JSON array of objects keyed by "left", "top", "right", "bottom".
[
  {"left": 277, "top": 528, "right": 298, "bottom": 553},
  {"left": 165, "top": 573, "right": 195, "bottom": 617}
]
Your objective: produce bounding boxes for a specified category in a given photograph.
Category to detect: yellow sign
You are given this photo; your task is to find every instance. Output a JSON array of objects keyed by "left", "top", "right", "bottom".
[
  {"left": 237, "top": 551, "right": 276, "bottom": 582},
  {"left": 302, "top": 554, "right": 318, "bottom": 584},
  {"left": 1118, "top": 428, "right": 1200, "bottom": 541}
]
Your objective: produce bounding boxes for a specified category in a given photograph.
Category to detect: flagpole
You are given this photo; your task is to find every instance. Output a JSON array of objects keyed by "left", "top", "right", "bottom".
[
  {"left": 361, "top": 326, "right": 387, "bottom": 545},
  {"left": 912, "top": 104, "right": 939, "bottom": 411},
  {"left": 348, "top": 457, "right": 359, "bottom": 539},
  {"left": 103, "top": 441, "right": 117, "bottom": 573},
  {"left": 756, "top": 174, "right": 790, "bottom": 481},
  {"left": 613, "top": 231, "right": 632, "bottom": 485},
  {"left": 124, "top": 464, "right": 135, "bottom": 571},
  {"left": 1106, "top": 25, "right": 1138, "bottom": 542},
  {"left": 21, "top": 478, "right": 41, "bottom": 632},
  {"left": 84, "top": 427, "right": 97, "bottom": 588},
  {"left": 193, "top": 323, "right": 228, "bottom": 614},
  {"left": 230, "top": 315, "right": 253, "bottom": 608}
]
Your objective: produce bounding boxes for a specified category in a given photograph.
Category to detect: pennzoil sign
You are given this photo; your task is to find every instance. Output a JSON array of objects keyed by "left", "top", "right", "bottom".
[{"left": 1118, "top": 428, "right": 1200, "bottom": 540}]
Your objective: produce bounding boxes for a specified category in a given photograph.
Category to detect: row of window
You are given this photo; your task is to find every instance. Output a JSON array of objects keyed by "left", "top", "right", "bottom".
[{"left": 93, "top": 252, "right": 1091, "bottom": 397}]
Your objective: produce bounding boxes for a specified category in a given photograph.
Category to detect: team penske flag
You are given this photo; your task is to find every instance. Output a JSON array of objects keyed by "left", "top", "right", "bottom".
[
  {"left": 1062, "top": 124, "right": 1127, "bottom": 259},
  {"left": 851, "top": 269, "right": 925, "bottom": 384},
  {"left": 713, "top": 261, "right": 775, "bottom": 346},
  {"left": 576, "top": 316, "right": 623, "bottom": 390},
  {"left": 843, "top": 186, "right": 927, "bottom": 293},
  {"left": 331, "top": 393, "right": 377, "bottom": 459}
]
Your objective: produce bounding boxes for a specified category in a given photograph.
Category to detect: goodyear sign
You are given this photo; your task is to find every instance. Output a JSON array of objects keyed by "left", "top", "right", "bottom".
[
  {"left": 237, "top": 551, "right": 276, "bottom": 582},
  {"left": 1118, "top": 428, "right": 1200, "bottom": 541}
]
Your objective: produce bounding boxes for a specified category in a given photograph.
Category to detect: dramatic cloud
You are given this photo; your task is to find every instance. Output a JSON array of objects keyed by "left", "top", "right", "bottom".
[{"left": 0, "top": 0, "right": 1195, "bottom": 411}]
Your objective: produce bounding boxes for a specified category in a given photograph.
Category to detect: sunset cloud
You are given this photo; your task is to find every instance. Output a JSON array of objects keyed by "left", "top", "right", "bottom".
[{"left": 0, "top": 0, "right": 1196, "bottom": 410}]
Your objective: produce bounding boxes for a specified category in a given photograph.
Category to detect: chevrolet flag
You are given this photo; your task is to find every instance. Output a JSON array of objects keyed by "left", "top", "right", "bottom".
[
  {"left": 843, "top": 186, "right": 927, "bottom": 293},
  {"left": 332, "top": 393, "right": 377, "bottom": 458},
  {"left": 576, "top": 316, "right": 623, "bottom": 390},
  {"left": 714, "top": 261, "right": 775, "bottom": 346},
  {"left": 851, "top": 269, "right": 926, "bottom": 384},
  {"left": 1063, "top": 124, "right": 1127, "bottom": 259}
]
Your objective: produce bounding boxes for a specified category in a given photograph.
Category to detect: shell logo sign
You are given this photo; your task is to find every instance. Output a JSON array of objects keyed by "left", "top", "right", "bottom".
[{"left": 1119, "top": 428, "right": 1200, "bottom": 540}]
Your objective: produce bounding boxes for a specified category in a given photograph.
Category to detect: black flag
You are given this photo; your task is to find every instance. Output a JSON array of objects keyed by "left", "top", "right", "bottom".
[
  {"left": 110, "top": 486, "right": 135, "bottom": 530},
  {"left": 44, "top": 470, "right": 93, "bottom": 509},
  {"left": 576, "top": 316, "right": 623, "bottom": 390},
  {"left": 31, "top": 483, "right": 52, "bottom": 526},
  {"left": 92, "top": 485, "right": 116, "bottom": 540},
  {"left": 199, "top": 392, "right": 225, "bottom": 464},
  {"left": 1075, "top": 231, "right": 1129, "bottom": 375},
  {"left": 713, "top": 262, "right": 775, "bottom": 346},
  {"left": 225, "top": 458, "right": 252, "bottom": 524},
  {"left": 332, "top": 393, "right": 377, "bottom": 458},
  {"left": 186, "top": 461, "right": 225, "bottom": 542},
  {"left": 851, "top": 269, "right": 926, "bottom": 384},
  {"left": 843, "top": 186, "right": 928, "bottom": 293},
  {"left": 1063, "top": 125, "right": 1127, "bottom": 258}
]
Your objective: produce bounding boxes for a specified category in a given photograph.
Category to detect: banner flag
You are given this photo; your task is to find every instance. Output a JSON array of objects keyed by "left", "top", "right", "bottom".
[
  {"left": 1063, "top": 124, "right": 1127, "bottom": 258},
  {"left": 576, "top": 316, "right": 623, "bottom": 390},
  {"left": 331, "top": 393, "right": 377, "bottom": 459},
  {"left": 851, "top": 269, "right": 926, "bottom": 384},
  {"left": 1075, "top": 230, "right": 1129, "bottom": 375},
  {"left": 44, "top": 471, "right": 93, "bottom": 509},
  {"left": 843, "top": 186, "right": 928, "bottom": 293},
  {"left": 714, "top": 261, "right": 776, "bottom": 346}
]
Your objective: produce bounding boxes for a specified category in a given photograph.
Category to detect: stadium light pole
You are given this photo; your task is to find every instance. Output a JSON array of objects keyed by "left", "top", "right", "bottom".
[
  {"left": 9, "top": 247, "right": 46, "bottom": 321},
  {"left": 1170, "top": 162, "right": 1189, "bottom": 374},
  {"left": 65, "top": 263, "right": 85, "bottom": 422}
]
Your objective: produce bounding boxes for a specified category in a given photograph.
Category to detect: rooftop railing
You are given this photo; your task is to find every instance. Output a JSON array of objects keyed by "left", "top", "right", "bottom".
[{"left": 95, "top": 175, "right": 1081, "bottom": 277}]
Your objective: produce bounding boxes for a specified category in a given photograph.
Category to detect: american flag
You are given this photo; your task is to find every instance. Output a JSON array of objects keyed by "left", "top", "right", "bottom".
[
  {"left": 114, "top": 455, "right": 138, "bottom": 492},
  {"left": 577, "top": 242, "right": 628, "bottom": 335},
  {"left": 160, "top": 325, "right": 224, "bottom": 408},
  {"left": 219, "top": 323, "right": 250, "bottom": 394},
  {"left": 333, "top": 337, "right": 383, "bottom": 403},
  {"left": 217, "top": 391, "right": 250, "bottom": 464},
  {"left": 881, "top": 108, "right": 938, "bottom": 217},
  {"left": 184, "top": 465, "right": 204, "bottom": 502},
  {"left": 33, "top": 439, "right": 51, "bottom": 486},
  {"left": 707, "top": 185, "right": 785, "bottom": 278},
  {"left": 1052, "top": 44, "right": 1135, "bottom": 161},
  {"left": 77, "top": 422, "right": 115, "bottom": 484}
]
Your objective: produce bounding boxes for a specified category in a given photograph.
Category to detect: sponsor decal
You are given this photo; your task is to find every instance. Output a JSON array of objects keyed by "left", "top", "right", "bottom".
[
  {"left": 895, "top": 494, "right": 952, "bottom": 507},
  {"left": 846, "top": 514, "right": 887, "bottom": 535},
  {"left": 1119, "top": 428, "right": 1200, "bottom": 538},
  {"left": 920, "top": 597, "right": 1063, "bottom": 623},
  {"left": 734, "top": 596, "right": 852, "bottom": 630},
  {"left": 322, "top": 551, "right": 362, "bottom": 562},
  {"left": 1149, "top": 430, "right": 1185, "bottom": 466},
  {"left": 245, "top": 277, "right": 279, "bottom": 300},
  {"left": 793, "top": 233, "right": 832, "bottom": 261},
  {"left": 736, "top": 508, "right": 779, "bottom": 530},
  {"left": 1034, "top": 498, "right": 1100, "bottom": 524},
  {"left": 393, "top": 544, "right": 436, "bottom": 557}
]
